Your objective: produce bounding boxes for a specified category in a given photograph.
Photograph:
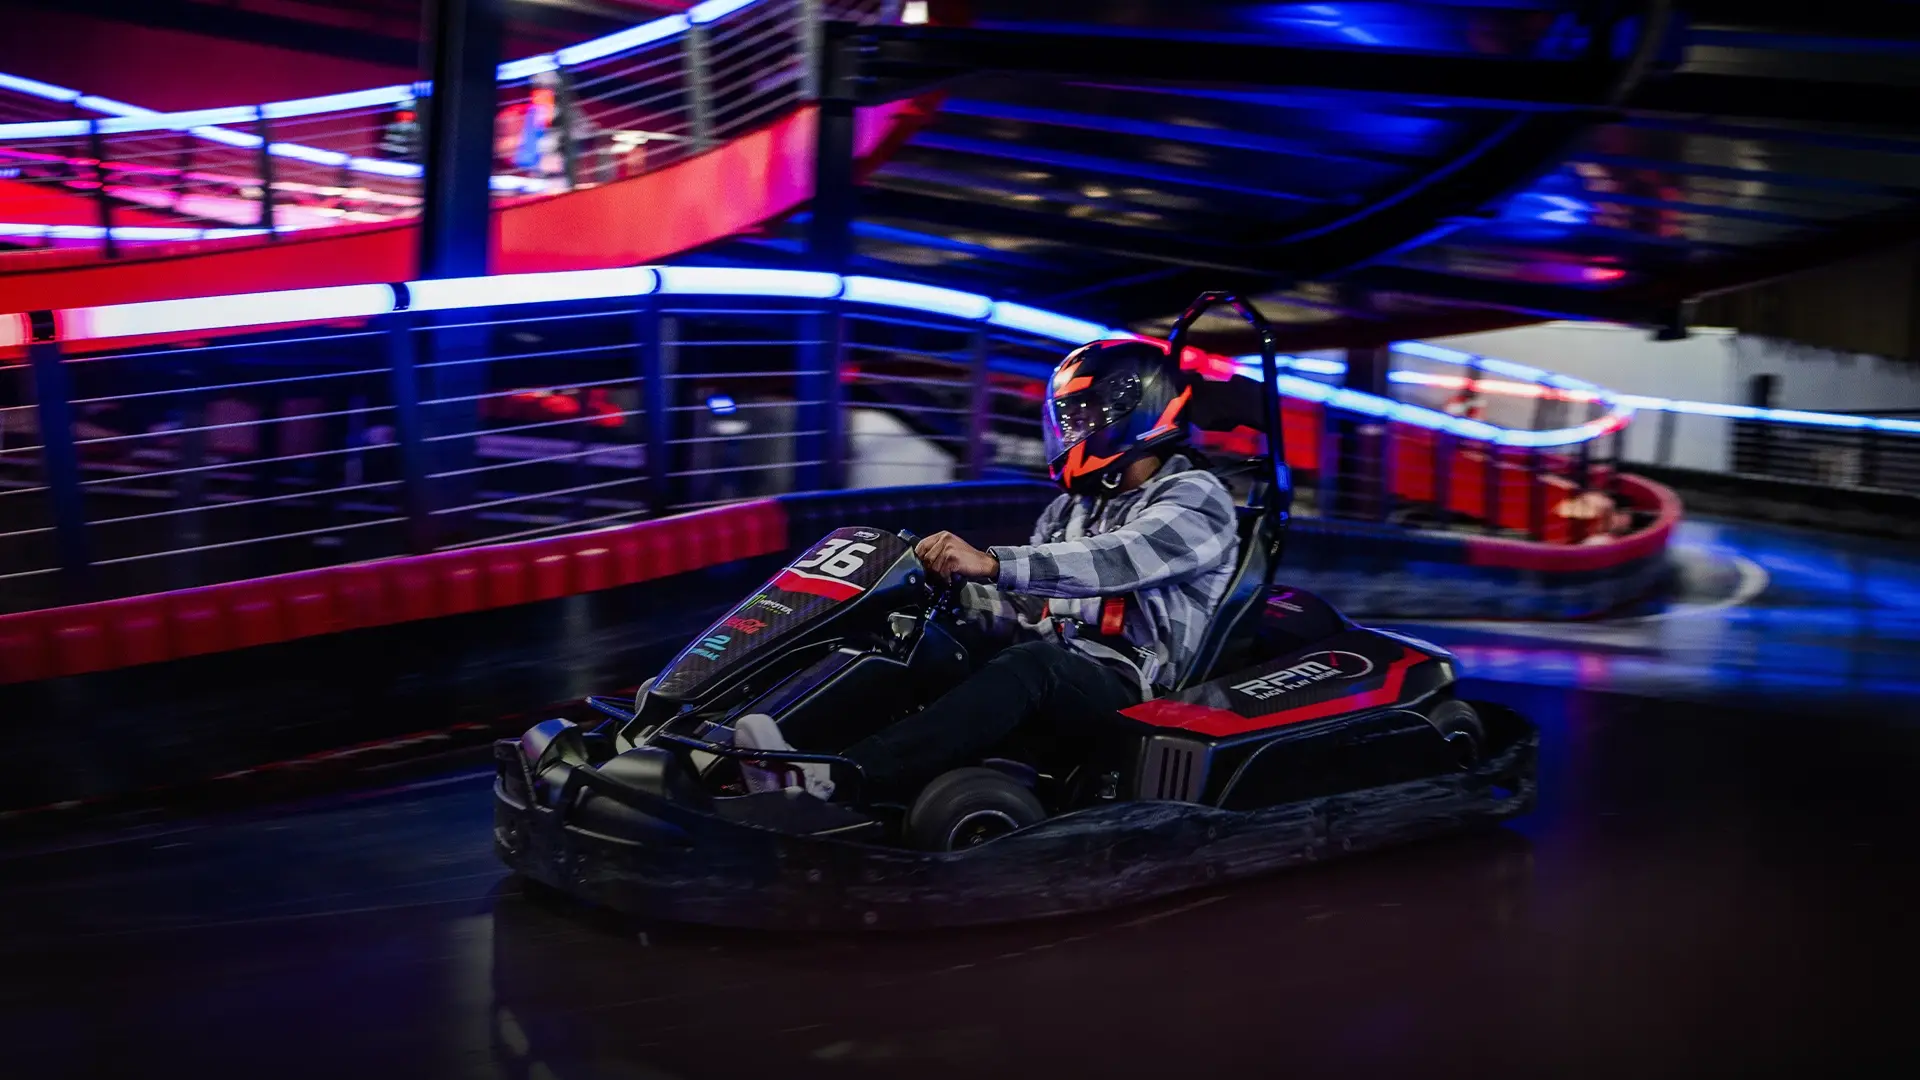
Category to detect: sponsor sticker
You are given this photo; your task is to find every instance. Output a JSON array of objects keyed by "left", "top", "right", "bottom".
[
  {"left": 723, "top": 616, "right": 767, "bottom": 635},
  {"left": 852, "top": 529, "right": 881, "bottom": 540},
  {"left": 1231, "top": 650, "right": 1375, "bottom": 701},
  {"left": 690, "top": 633, "right": 731, "bottom": 660},
  {"left": 751, "top": 593, "right": 795, "bottom": 616}
]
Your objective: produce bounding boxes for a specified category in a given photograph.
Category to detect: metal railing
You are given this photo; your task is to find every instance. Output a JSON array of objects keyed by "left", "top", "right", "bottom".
[
  {"left": 1612, "top": 397, "right": 1920, "bottom": 498},
  {"left": 0, "top": 266, "right": 1673, "bottom": 615},
  {"left": 0, "top": 0, "right": 889, "bottom": 258}
]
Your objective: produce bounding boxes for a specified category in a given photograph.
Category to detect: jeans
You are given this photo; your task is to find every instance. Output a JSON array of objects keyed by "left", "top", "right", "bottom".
[{"left": 842, "top": 639, "right": 1141, "bottom": 792}]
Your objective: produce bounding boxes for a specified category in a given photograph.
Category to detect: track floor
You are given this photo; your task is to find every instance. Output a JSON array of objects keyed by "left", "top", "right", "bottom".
[{"left": 2, "top": 519, "right": 1916, "bottom": 1079}]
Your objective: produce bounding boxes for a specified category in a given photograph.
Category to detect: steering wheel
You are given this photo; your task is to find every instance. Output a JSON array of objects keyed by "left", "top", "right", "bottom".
[{"left": 898, "top": 529, "right": 967, "bottom": 621}]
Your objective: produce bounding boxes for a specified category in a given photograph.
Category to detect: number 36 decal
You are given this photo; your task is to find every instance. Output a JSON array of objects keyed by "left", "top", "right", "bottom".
[{"left": 792, "top": 538, "right": 876, "bottom": 578}]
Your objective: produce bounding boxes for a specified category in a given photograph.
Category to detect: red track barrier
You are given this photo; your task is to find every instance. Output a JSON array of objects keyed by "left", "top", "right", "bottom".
[{"left": 0, "top": 499, "right": 789, "bottom": 685}]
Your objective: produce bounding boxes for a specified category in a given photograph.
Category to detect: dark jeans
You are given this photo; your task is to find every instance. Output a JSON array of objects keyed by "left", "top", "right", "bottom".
[{"left": 842, "top": 640, "right": 1140, "bottom": 792}]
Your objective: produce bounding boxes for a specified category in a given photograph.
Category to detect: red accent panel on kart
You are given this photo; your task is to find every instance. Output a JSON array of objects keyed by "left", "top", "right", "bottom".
[
  {"left": 773, "top": 568, "right": 865, "bottom": 600},
  {"left": 1124, "top": 643, "right": 1424, "bottom": 738}
]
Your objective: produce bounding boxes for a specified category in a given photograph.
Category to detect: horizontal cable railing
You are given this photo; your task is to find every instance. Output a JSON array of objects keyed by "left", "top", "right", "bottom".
[
  {"left": 0, "top": 264, "right": 1685, "bottom": 615},
  {"left": 0, "top": 0, "right": 891, "bottom": 258}
]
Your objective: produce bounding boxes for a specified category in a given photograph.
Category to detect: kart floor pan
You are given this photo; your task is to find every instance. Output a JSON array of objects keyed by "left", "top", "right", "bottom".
[{"left": 493, "top": 705, "right": 1538, "bottom": 932}]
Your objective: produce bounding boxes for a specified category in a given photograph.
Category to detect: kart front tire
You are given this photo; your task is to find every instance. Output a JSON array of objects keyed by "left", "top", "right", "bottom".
[
  {"left": 907, "top": 767, "right": 1047, "bottom": 852},
  {"left": 1428, "top": 699, "right": 1484, "bottom": 768}
]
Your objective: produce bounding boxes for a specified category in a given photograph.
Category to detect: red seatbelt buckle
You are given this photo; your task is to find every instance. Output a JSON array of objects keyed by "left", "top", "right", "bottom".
[{"left": 1100, "top": 596, "right": 1126, "bottom": 637}]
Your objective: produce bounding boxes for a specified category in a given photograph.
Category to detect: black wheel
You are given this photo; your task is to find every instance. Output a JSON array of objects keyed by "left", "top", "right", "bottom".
[
  {"left": 1428, "top": 699, "right": 1484, "bottom": 769},
  {"left": 906, "top": 767, "right": 1047, "bottom": 852}
]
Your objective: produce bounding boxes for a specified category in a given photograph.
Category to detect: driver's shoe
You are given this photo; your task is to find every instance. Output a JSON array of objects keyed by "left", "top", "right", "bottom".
[{"left": 732, "top": 714, "right": 836, "bottom": 801}]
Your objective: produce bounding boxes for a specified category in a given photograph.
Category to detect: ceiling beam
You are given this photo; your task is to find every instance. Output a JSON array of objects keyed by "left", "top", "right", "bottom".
[
  {"left": 1343, "top": 266, "right": 1673, "bottom": 325},
  {"left": 858, "top": 25, "right": 1621, "bottom": 111},
  {"left": 858, "top": 23, "right": 1920, "bottom": 132},
  {"left": 860, "top": 186, "right": 1273, "bottom": 274}
]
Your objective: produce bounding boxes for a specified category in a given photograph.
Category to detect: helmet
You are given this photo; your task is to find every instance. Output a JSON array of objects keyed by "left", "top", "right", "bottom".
[{"left": 1043, "top": 339, "right": 1192, "bottom": 494}]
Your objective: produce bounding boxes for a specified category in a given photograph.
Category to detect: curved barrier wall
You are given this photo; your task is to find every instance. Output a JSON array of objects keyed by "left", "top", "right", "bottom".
[{"left": 0, "top": 476, "right": 1678, "bottom": 687}]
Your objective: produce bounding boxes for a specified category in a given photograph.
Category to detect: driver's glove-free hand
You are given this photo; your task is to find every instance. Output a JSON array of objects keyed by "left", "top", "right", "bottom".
[{"left": 914, "top": 531, "right": 999, "bottom": 583}]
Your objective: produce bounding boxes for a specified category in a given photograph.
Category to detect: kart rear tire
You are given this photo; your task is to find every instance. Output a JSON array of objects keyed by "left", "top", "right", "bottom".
[
  {"left": 1428, "top": 699, "right": 1484, "bottom": 768},
  {"left": 907, "top": 767, "right": 1047, "bottom": 852}
]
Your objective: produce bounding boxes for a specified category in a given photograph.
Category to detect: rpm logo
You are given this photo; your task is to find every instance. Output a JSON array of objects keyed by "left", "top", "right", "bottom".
[{"left": 1231, "top": 650, "right": 1375, "bottom": 701}]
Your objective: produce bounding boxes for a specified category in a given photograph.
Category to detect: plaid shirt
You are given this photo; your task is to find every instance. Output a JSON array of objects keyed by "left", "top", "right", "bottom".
[{"left": 959, "top": 454, "right": 1239, "bottom": 696}]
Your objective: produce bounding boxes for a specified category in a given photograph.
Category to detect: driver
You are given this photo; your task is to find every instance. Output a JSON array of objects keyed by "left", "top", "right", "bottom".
[{"left": 736, "top": 338, "right": 1240, "bottom": 800}]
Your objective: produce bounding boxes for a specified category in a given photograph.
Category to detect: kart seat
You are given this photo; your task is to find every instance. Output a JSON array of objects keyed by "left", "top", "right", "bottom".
[{"left": 1171, "top": 504, "right": 1278, "bottom": 691}]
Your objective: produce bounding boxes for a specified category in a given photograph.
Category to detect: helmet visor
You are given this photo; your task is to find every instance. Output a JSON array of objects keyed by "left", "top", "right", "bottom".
[{"left": 1043, "top": 372, "right": 1141, "bottom": 462}]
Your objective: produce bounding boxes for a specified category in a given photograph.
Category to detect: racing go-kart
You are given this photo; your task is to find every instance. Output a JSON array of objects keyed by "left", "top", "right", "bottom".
[{"left": 493, "top": 293, "right": 1539, "bottom": 930}]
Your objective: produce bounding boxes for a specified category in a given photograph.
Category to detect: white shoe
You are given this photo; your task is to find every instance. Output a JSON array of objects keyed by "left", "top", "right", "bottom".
[{"left": 731, "top": 713, "right": 836, "bottom": 800}]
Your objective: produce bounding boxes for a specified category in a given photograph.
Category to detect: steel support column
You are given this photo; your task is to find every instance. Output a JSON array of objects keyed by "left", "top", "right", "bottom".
[
  {"left": 808, "top": 20, "right": 859, "bottom": 274},
  {"left": 417, "top": 0, "right": 503, "bottom": 281}
]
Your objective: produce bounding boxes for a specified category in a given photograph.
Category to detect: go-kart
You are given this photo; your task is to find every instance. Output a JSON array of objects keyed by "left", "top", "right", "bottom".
[{"left": 492, "top": 293, "right": 1539, "bottom": 930}]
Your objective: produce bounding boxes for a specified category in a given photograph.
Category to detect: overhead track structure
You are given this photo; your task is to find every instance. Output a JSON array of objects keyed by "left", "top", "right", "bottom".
[{"left": 705, "top": 0, "right": 1920, "bottom": 347}]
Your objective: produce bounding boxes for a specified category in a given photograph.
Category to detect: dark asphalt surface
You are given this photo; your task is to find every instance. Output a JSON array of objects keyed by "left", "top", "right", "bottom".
[{"left": 2, "top": 517, "right": 1916, "bottom": 1079}]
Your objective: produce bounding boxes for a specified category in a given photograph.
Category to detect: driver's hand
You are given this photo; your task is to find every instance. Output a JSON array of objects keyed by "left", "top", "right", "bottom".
[{"left": 915, "top": 531, "right": 999, "bottom": 583}]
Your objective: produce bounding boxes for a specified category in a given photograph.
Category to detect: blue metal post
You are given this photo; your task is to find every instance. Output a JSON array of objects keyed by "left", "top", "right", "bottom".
[
  {"left": 637, "top": 302, "right": 674, "bottom": 517},
  {"left": 26, "top": 337, "right": 92, "bottom": 598}
]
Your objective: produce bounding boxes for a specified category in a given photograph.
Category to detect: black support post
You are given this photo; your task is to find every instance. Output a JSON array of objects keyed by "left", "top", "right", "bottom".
[
  {"left": 255, "top": 108, "right": 278, "bottom": 238},
  {"left": 86, "top": 121, "right": 115, "bottom": 260},
  {"left": 417, "top": 0, "right": 504, "bottom": 280},
  {"left": 27, "top": 338, "right": 91, "bottom": 599},
  {"left": 807, "top": 20, "right": 858, "bottom": 274}
]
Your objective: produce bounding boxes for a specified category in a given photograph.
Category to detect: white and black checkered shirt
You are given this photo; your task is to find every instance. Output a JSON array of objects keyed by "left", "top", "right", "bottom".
[{"left": 960, "top": 454, "right": 1239, "bottom": 696}]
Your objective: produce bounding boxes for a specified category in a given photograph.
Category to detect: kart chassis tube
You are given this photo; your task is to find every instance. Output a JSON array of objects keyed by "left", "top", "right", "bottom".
[{"left": 495, "top": 705, "right": 1538, "bottom": 930}]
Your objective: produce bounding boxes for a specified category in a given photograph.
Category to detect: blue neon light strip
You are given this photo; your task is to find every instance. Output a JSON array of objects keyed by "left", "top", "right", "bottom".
[{"left": 20, "top": 265, "right": 1918, "bottom": 444}]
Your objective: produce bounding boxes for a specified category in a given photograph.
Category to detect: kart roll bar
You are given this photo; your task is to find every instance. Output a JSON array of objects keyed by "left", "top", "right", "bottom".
[{"left": 1164, "top": 292, "right": 1292, "bottom": 523}]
